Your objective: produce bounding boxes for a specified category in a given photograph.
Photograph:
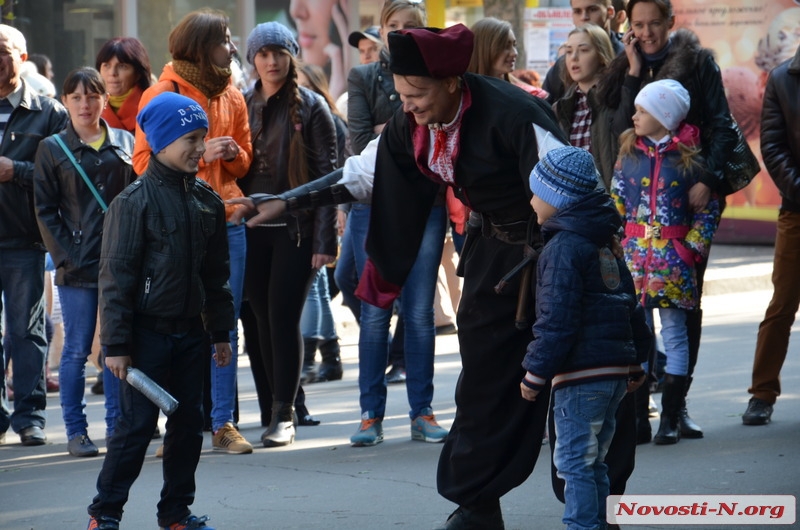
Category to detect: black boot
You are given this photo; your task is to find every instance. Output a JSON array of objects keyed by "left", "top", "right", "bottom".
[
  {"left": 678, "top": 376, "right": 703, "bottom": 438},
  {"left": 300, "top": 338, "right": 318, "bottom": 384},
  {"left": 261, "top": 401, "right": 295, "bottom": 447},
  {"left": 435, "top": 500, "right": 505, "bottom": 530},
  {"left": 634, "top": 382, "right": 652, "bottom": 445},
  {"left": 316, "top": 338, "right": 343, "bottom": 382},
  {"left": 294, "top": 386, "right": 320, "bottom": 426},
  {"left": 654, "top": 374, "right": 685, "bottom": 445}
]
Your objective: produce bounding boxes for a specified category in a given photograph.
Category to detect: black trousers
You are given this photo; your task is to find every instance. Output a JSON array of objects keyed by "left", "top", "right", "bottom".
[
  {"left": 244, "top": 227, "right": 314, "bottom": 404},
  {"left": 437, "top": 232, "right": 551, "bottom": 507},
  {"left": 89, "top": 323, "right": 206, "bottom": 527},
  {"left": 240, "top": 300, "right": 309, "bottom": 425}
]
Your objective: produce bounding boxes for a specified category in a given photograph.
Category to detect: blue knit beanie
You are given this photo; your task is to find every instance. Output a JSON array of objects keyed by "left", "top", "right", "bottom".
[
  {"left": 529, "top": 146, "right": 598, "bottom": 210},
  {"left": 137, "top": 92, "right": 208, "bottom": 153},
  {"left": 246, "top": 22, "right": 299, "bottom": 65}
]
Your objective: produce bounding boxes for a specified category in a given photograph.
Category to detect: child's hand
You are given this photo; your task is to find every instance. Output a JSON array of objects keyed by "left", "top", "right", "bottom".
[
  {"left": 627, "top": 373, "right": 646, "bottom": 393},
  {"left": 213, "top": 343, "right": 232, "bottom": 367},
  {"left": 520, "top": 383, "right": 540, "bottom": 402},
  {"left": 105, "top": 355, "right": 132, "bottom": 380}
]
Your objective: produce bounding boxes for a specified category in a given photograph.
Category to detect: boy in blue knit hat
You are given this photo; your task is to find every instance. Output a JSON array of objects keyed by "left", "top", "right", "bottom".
[
  {"left": 87, "top": 92, "right": 234, "bottom": 530},
  {"left": 519, "top": 146, "right": 651, "bottom": 530}
]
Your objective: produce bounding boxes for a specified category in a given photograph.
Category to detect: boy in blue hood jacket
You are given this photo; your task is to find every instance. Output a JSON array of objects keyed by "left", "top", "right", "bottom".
[{"left": 520, "top": 146, "right": 651, "bottom": 530}]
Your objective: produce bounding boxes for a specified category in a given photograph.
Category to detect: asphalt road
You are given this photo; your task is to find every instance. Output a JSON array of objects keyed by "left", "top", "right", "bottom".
[{"left": 1, "top": 244, "right": 797, "bottom": 530}]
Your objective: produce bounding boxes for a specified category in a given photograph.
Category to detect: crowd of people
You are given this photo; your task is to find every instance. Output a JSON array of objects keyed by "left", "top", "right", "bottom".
[{"left": 0, "top": 0, "right": 792, "bottom": 528}]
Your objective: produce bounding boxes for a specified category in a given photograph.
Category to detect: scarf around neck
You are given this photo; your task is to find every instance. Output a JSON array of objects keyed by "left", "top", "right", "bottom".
[{"left": 172, "top": 60, "right": 231, "bottom": 99}]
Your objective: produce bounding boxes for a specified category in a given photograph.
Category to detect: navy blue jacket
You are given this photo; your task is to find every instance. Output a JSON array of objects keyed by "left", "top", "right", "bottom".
[{"left": 522, "top": 190, "right": 651, "bottom": 391}]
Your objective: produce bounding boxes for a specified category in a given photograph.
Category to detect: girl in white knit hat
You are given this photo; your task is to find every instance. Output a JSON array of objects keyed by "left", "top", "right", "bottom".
[{"left": 611, "top": 78, "right": 720, "bottom": 446}]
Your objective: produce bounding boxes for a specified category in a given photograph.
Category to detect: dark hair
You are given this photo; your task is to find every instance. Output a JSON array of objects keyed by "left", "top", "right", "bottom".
[
  {"left": 62, "top": 67, "right": 106, "bottom": 96},
  {"left": 28, "top": 54, "right": 51, "bottom": 76},
  {"left": 298, "top": 62, "right": 342, "bottom": 120},
  {"left": 626, "top": 0, "right": 672, "bottom": 21},
  {"left": 169, "top": 9, "right": 229, "bottom": 74},
  {"left": 95, "top": 37, "right": 152, "bottom": 91},
  {"left": 611, "top": 0, "right": 628, "bottom": 14},
  {"left": 284, "top": 52, "right": 310, "bottom": 189}
]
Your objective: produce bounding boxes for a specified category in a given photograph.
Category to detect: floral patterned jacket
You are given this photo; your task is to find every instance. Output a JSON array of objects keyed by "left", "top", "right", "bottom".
[{"left": 611, "top": 124, "right": 720, "bottom": 310}]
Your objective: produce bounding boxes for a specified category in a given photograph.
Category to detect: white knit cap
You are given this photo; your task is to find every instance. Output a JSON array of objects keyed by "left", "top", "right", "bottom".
[{"left": 634, "top": 79, "right": 691, "bottom": 133}]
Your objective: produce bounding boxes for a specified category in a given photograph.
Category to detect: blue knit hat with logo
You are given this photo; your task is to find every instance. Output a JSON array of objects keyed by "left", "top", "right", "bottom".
[
  {"left": 137, "top": 92, "right": 208, "bottom": 153},
  {"left": 246, "top": 21, "right": 299, "bottom": 65},
  {"left": 529, "top": 146, "right": 598, "bottom": 210}
]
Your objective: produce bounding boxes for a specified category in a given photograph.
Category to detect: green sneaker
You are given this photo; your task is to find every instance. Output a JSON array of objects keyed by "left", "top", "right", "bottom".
[{"left": 350, "top": 412, "right": 383, "bottom": 446}]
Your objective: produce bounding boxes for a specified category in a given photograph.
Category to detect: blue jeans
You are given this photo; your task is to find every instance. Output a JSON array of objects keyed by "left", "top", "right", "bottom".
[
  {"left": 645, "top": 307, "right": 689, "bottom": 376},
  {"left": 301, "top": 267, "right": 337, "bottom": 341},
  {"left": 57, "top": 286, "right": 120, "bottom": 438},
  {"left": 210, "top": 223, "right": 245, "bottom": 431},
  {"left": 334, "top": 210, "right": 361, "bottom": 323},
  {"left": 553, "top": 379, "right": 627, "bottom": 530},
  {"left": 0, "top": 249, "right": 47, "bottom": 434},
  {"left": 350, "top": 204, "right": 446, "bottom": 419}
]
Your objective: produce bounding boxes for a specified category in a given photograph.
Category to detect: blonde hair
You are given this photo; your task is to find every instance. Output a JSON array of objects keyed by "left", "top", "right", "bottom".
[
  {"left": 618, "top": 128, "right": 700, "bottom": 172},
  {"left": 380, "top": 0, "right": 426, "bottom": 29},
  {"left": 560, "top": 24, "right": 615, "bottom": 89}
]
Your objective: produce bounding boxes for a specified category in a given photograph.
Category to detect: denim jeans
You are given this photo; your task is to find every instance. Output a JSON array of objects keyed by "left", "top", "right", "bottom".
[
  {"left": 646, "top": 307, "right": 689, "bottom": 376},
  {"left": 301, "top": 267, "right": 337, "bottom": 342},
  {"left": 89, "top": 323, "right": 206, "bottom": 526},
  {"left": 210, "top": 223, "right": 245, "bottom": 431},
  {"left": 553, "top": 379, "right": 627, "bottom": 530},
  {"left": 334, "top": 208, "right": 362, "bottom": 323},
  {"left": 0, "top": 248, "right": 47, "bottom": 434},
  {"left": 350, "top": 204, "right": 446, "bottom": 419},
  {"left": 57, "top": 285, "right": 120, "bottom": 438}
]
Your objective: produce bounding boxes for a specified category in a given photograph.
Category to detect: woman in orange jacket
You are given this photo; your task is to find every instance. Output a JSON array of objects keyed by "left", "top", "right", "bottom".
[{"left": 132, "top": 9, "right": 254, "bottom": 455}]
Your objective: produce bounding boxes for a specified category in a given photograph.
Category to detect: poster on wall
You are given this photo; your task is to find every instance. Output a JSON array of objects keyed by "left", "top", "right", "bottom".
[
  {"left": 673, "top": 0, "right": 800, "bottom": 243},
  {"left": 256, "top": 0, "right": 351, "bottom": 99},
  {"left": 523, "top": 8, "right": 573, "bottom": 78}
]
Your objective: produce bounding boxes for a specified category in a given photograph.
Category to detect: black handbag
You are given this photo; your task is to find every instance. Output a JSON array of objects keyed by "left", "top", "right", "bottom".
[{"left": 719, "top": 118, "right": 760, "bottom": 196}]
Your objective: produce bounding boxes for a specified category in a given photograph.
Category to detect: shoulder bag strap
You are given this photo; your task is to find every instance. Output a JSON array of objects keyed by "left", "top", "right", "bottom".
[{"left": 52, "top": 134, "right": 108, "bottom": 212}]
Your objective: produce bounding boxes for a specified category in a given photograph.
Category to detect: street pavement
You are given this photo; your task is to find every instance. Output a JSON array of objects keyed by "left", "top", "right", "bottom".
[{"left": 1, "top": 244, "right": 798, "bottom": 530}]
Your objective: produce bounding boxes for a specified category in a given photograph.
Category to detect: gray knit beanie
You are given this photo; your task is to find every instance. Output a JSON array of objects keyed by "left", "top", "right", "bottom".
[
  {"left": 529, "top": 146, "right": 598, "bottom": 210},
  {"left": 246, "top": 22, "right": 299, "bottom": 65}
]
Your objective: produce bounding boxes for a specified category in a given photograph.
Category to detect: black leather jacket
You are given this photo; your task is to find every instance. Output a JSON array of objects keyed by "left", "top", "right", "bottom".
[
  {"left": 599, "top": 29, "right": 737, "bottom": 191},
  {"left": 240, "top": 82, "right": 337, "bottom": 256},
  {"left": 761, "top": 45, "right": 800, "bottom": 213},
  {"left": 347, "top": 49, "right": 402, "bottom": 154},
  {"left": 34, "top": 120, "right": 135, "bottom": 287},
  {"left": 0, "top": 79, "right": 69, "bottom": 249},
  {"left": 99, "top": 157, "right": 235, "bottom": 357}
]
